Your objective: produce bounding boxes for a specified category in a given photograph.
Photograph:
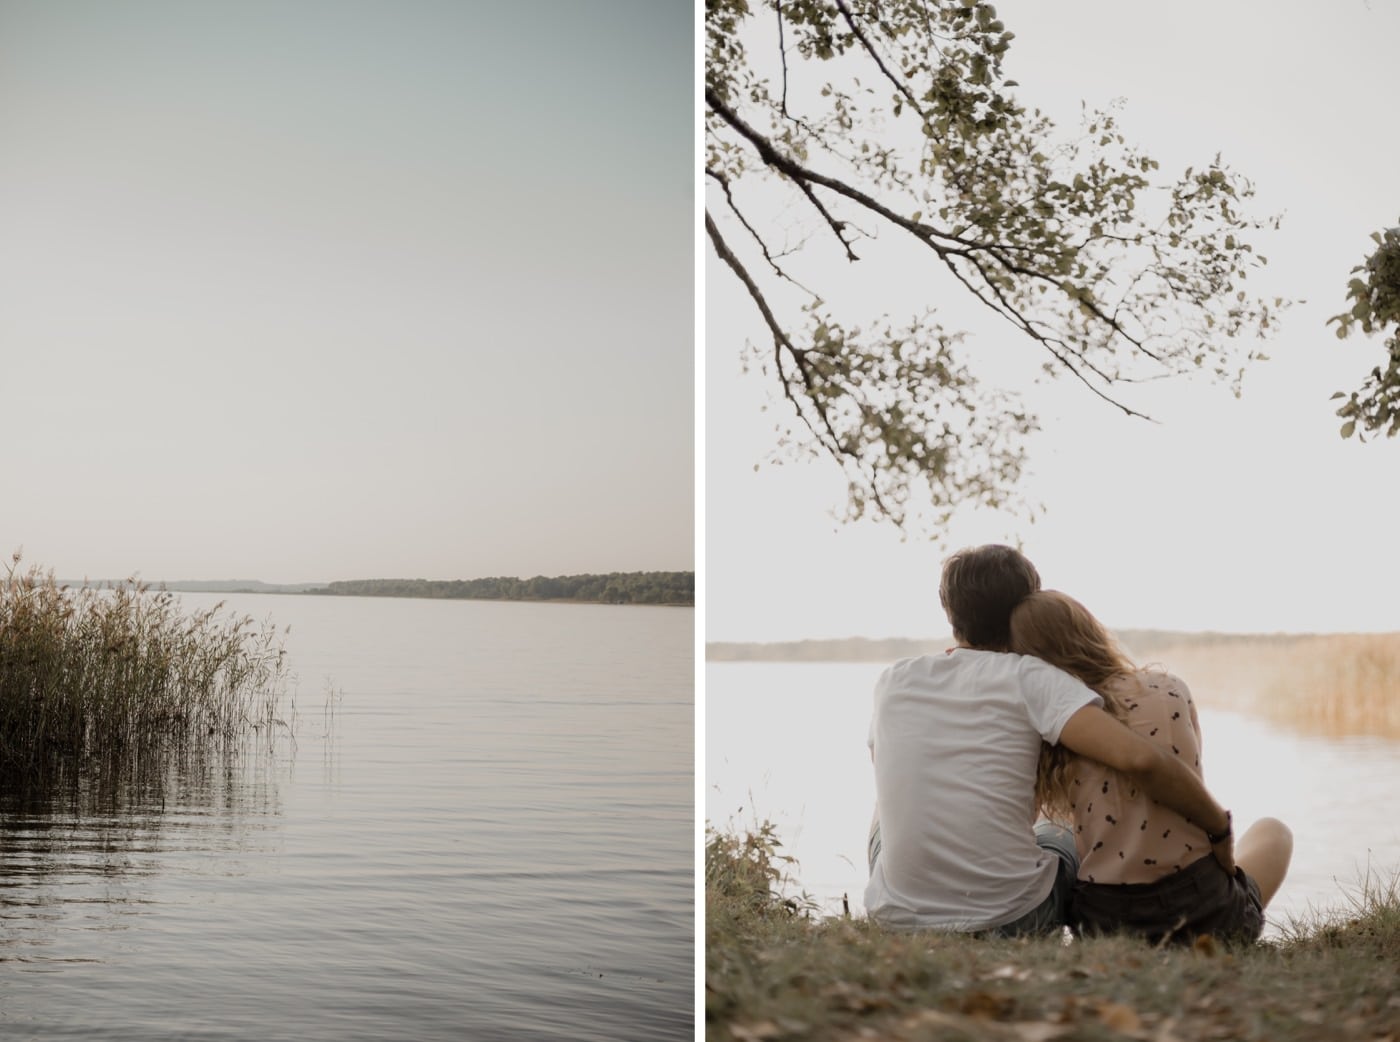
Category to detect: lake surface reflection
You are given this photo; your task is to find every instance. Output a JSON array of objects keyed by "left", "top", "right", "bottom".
[
  {"left": 3, "top": 595, "right": 693, "bottom": 1041},
  {"left": 706, "top": 661, "right": 1400, "bottom": 933}
]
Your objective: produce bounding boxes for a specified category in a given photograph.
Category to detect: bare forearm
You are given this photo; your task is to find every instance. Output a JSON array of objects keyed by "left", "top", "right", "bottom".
[
  {"left": 1058, "top": 704, "right": 1236, "bottom": 871},
  {"left": 1130, "top": 747, "right": 1229, "bottom": 836}
]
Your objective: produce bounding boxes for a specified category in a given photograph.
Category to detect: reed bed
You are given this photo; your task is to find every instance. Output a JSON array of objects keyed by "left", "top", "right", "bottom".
[
  {"left": 0, "top": 562, "right": 290, "bottom": 775},
  {"left": 1263, "top": 634, "right": 1400, "bottom": 737},
  {"left": 1129, "top": 632, "right": 1400, "bottom": 738}
]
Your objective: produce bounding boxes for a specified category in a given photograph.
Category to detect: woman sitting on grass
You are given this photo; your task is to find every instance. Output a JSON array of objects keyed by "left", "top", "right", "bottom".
[{"left": 1009, "top": 590, "right": 1294, "bottom": 944}]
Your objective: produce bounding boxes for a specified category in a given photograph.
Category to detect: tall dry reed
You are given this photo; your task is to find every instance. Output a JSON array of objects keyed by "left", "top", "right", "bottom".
[
  {"left": 1261, "top": 634, "right": 1400, "bottom": 737},
  {"left": 1132, "top": 632, "right": 1400, "bottom": 738},
  {"left": 0, "top": 561, "right": 289, "bottom": 775}
]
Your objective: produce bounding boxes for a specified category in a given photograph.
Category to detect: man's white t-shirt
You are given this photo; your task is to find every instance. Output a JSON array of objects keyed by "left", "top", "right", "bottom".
[{"left": 864, "top": 648, "right": 1102, "bottom": 932}]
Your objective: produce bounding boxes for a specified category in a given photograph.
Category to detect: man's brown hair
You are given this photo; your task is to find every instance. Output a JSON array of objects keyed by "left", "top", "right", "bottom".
[{"left": 938, "top": 544, "right": 1041, "bottom": 650}]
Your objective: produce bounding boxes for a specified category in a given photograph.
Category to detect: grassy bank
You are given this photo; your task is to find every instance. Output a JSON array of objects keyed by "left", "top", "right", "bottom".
[
  {"left": 707, "top": 825, "right": 1400, "bottom": 1042},
  {"left": 0, "top": 563, "right": 290, "bottom": 774}
]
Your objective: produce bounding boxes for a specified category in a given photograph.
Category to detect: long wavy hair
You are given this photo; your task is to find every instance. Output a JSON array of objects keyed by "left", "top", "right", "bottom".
[{"left": 1009, "top": 590, "right": 1137, "bottom": 822}]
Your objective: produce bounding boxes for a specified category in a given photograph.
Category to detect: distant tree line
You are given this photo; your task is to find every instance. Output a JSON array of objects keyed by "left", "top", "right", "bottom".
[{"left": 311, "top": 572, "right": 694, "bottom": 606}]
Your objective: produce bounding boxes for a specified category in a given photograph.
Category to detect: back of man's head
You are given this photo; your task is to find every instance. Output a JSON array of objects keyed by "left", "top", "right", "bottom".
[{"left": 939, "top": 544, "right": 1041, "bottom": 650}]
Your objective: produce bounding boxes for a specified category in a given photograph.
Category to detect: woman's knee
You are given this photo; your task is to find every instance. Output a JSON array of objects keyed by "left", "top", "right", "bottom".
[{"left": 1251, "top": 817, "right": 1294, "bottom": 853}]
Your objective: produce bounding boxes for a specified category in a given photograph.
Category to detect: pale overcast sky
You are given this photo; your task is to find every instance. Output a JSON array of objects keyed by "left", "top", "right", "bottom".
[
  {"left": 706, "top": 0, "right": 1400, "bottom": 640},
  {"left": 2, "top": 0, "right": 692, "bottom": 582}
]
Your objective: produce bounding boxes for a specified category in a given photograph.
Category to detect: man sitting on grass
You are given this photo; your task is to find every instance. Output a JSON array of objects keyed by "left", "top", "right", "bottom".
[{"left": 864, "top": 544, "right": 1236, "bottom": 935}]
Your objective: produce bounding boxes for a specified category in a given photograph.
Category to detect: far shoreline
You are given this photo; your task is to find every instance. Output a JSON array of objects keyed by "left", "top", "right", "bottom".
[
  {"left": 705, "top": 627, "right": 1396, "bottom": 663},
  {"left": 60, "top": 571, "right": 696, "bottom": 609}
]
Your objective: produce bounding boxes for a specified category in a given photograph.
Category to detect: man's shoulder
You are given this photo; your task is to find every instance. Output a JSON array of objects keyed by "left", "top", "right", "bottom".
[
  {"left": 878, "top": 648, "right": 1042, "bottom": 694},
  {"left": 1012, "top": 652, "right": 1062, "bottom": 674},
  {"left": 875, "top": 651, "right": 955, "bottom": 698},
  {"left": 1014, "top": 654, "right": 1101, "bottom": 710},
  {"left": 1014, "top": 652, "right": 1087, "bottom": 684},
  {"left": 880, "top": 647, "right": 984, "bottom": 679},
  {"left": 882, "top": 649, "right": 945, "bottom": 675}
]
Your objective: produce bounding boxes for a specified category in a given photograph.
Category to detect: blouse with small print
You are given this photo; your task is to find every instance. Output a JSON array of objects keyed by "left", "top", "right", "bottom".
[{"left": 1068, "top": 670, "right": 1211, "bottom": 885}]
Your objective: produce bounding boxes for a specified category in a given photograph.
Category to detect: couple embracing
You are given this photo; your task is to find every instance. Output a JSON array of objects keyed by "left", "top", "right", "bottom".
[{"left": 865, "top": 544, "right": 1293, "bottom": 943}]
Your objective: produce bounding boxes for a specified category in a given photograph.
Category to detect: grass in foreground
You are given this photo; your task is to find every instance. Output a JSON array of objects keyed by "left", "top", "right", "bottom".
[
  {"left": 0, "top": 561, "right": 290, "bottom": 775},
  {"left": 707, "top": 824, "right": 1400, "bottom": 1042}
]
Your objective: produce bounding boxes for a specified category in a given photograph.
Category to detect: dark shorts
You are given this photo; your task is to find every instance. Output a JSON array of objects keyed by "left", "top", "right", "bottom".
[{"left": 1070, "top": 855, "right": 1264, "bottom": 945}]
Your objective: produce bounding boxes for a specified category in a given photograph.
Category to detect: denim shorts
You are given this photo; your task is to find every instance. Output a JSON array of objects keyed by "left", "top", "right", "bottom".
[
  {"left": 866, "top": 819, "right": 1079, "bottom": 935},
  {"left": 986, "top": 821, "right": 1079, "bottom": 938},
  {"left": 1070, "top": 854, "right": 1264, "bottom": 945}
]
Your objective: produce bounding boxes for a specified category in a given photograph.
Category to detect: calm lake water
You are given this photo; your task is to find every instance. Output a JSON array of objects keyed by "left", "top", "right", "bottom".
[
  {"left": 2, "top": 594, "right": 694, "bottom": 1040},
  {"left": 706, "top": 661, "right": 1400, "bottom": 934}
]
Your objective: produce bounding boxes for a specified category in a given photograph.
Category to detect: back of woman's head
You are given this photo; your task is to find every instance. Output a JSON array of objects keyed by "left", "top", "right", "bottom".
[
  {"left": 1013, "top": 590, "right": 1136, "bottom": 822},
  {"left": 1009, "top": 590, "right": 1133, "bottom": 693}
]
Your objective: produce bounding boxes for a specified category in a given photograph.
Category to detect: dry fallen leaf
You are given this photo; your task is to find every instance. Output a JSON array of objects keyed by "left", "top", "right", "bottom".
[
  {"left": 960, "top": 989, "right": 1016, "bottom": 1020},
  {"left": 1151, "top": 1016, "right": 1186, "bottom": 1042},
  {"left": 1097, "top": 1001, "right": 1144, "bottom": 1034},
  {"left": 1055, "top": 995, "right": 1084, "bottom": 1024},
  {"left": 985, "top": 964, "right": 1035, "bottom": 982},
  {"left": 729, "top": 1020, "right": 784, "bottom": 1042},
  {"left": 823, "top": 981, "right": 890, "bottom": 1014},
  {"left": 1009, "top": 1022, "right": 1069, "bottom": 1042},
  {"left": 902, "top": 1009, "right": 992, "bottom": 1036}
]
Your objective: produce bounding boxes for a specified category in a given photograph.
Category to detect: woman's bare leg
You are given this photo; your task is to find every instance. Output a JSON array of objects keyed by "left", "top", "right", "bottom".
[{"left": 1235, "top": 817, "right": 1293, "bottom": 908}]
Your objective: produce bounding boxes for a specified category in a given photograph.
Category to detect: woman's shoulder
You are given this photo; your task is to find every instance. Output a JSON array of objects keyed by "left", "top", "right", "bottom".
[
  {"left": 1106, "top": 668, "right": 1190, "bottom": 694},
  {"left": 1138, "top": 669, "right": 1193, "bottom": 702},
  {"left": 1099, "top": 669, "right": 1192, "bottom": 716}
]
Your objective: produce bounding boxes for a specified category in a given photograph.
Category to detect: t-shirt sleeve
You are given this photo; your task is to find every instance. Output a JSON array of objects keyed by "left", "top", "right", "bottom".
[{"left": 1018, "top": 657, "right": 1103, "bottom": 744}]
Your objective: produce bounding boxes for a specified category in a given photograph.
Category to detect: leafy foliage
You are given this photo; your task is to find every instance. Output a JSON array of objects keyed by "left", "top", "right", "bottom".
[
  {"left": 316, "top": 571, "right": 694, "bottom": 606},
  {"left": 1331, "top": 223, "right": 1400, "bottom": 440},
  {"left": 706, "top": 0, "right": 1284, "bottom": 529},
  {"left": 706, "top": 820, "right": 806, "bottom": 918}
]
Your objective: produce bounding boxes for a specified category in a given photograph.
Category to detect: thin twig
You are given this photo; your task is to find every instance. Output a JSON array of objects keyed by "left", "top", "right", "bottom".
[
  {"left": 706, "top": 210, "right": 843, "bottom": 457},
  {"left": 832, "top": 0, "right": 928, "bottom": 124}
]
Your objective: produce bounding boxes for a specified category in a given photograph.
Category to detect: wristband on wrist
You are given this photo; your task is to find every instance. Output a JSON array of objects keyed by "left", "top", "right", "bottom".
[{"left": 1206, "top": 810, "right": 1233, "bottom": 845}]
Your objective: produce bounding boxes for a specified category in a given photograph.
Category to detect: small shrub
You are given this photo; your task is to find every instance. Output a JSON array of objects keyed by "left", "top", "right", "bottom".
[{"left": 706, "top": 820, "right": 812, "bottom": 919}]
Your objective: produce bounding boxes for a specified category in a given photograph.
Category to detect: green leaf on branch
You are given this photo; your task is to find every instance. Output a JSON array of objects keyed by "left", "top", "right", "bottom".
[{"left": 706, "top": 0, "right": 1289, "bottom": 533}]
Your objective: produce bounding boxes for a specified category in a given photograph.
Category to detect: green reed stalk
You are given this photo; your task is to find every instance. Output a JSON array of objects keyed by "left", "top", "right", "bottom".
[{"left": 0, "top": 561, "right": 289, "bottom": 775}]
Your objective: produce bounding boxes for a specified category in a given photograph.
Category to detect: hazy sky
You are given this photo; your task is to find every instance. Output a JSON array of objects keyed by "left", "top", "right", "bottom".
[
  {"left": 706, "top": 0, "right": 1400, "bottom": 641},
  {"left": 1, "top": 0, "right": 692, "bottom": 582}
]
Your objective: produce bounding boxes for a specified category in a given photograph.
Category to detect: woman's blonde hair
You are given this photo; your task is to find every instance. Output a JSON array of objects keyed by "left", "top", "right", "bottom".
[{"left": 1009, "top": 590, "right": 1137, "bottom": 821}]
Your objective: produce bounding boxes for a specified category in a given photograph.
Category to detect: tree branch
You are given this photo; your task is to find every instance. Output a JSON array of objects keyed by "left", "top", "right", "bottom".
[
  {"left": 709, "top": 87, "right": 993, "bottom": 257},
  {"left": 832, "top": 0, "right": 932, "bottom": 128},
  {"left": 706, "top": 209, "right": 843, "bottom": 456},
  {"left": 711, "top": 85, "right": 1169, "bottom": 412},
  {"left": 776, "top": 0, "right": 792, "bottom": 120},
  {"left": 706, "top": 166, "right": 808, "bottom": 290}
]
